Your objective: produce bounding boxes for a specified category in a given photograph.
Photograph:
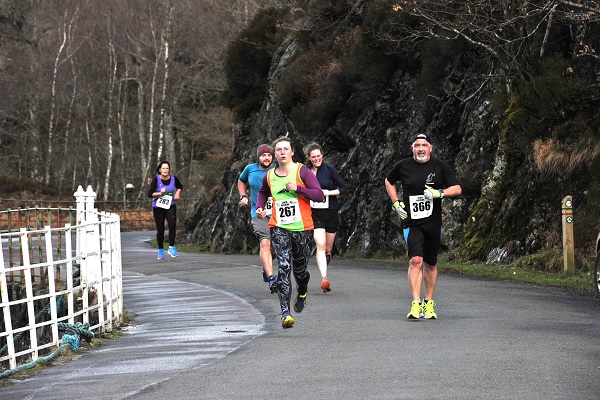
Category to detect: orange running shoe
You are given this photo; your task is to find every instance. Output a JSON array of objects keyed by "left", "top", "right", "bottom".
[{"left": 320, "top": 277, "right": 331, "bottom": 293}]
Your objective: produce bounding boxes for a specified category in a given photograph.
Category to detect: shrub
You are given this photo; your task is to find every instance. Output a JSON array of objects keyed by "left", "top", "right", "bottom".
[
  {"left": 282, "top": 22, "right": 402, "bottom": 134},
  {"left": 415, "top": 39, "right": 463, "bottom": 100},
  {"left": 362, "top": 0, "right": 420, "bottom": 57},
  {"left": 0, "top": 176, "right": 58, "bottom": 196},
  {"left": 222, "top": 7, "right": 286, "bottom": 121},
  {"left": 282, "top": 30, "right": 357, "bottom": 133},
  {"left": 515, "top": 54, "right": 595, "bottom": 125}
]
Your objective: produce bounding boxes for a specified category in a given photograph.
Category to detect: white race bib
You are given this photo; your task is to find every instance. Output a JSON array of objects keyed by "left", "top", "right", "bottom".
[
  {"left": 409, "top": 195, "right": 432, "bottom": 219},
  {"left": 276, "top": 198, "right": 301, "bottom": 225},
  {"left": 265, "top": 196, "right": 273, "bottom": 215},
  {"left": 156, "top": 194, "right": 173, "bottom": 210},
  {"left": 310, "top": 195, "right": 330, "bottom": 209}
]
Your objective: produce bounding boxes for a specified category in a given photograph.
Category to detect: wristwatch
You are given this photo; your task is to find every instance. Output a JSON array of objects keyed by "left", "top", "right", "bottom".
[
  {"left": 240, "top": 195, "right": 247, "bottom": 200},
  {"left": 439, "top": 189, "right": 445, "bottom": 198}
]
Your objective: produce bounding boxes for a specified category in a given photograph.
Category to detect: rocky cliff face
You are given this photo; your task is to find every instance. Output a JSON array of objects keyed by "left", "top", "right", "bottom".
[
  {"left": 185, "top": 6, "right": 600, "bottom": 266},
  {"left": 186, "top": 43, "right": 492, "bottom": 258}
]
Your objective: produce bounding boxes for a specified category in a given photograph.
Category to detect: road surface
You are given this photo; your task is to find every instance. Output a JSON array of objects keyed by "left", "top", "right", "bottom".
[{"left": 1, "top": 231, "right": 599, "bottom": 399}]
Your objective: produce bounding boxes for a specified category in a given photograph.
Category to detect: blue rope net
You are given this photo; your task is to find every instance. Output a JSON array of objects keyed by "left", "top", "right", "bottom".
[{"left": 0, "top": 322, "right": 94, "bottom": 379}]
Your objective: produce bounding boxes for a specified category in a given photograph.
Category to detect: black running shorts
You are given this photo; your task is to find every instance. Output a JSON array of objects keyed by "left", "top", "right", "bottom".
[
  {"left": 403, "top": 224, "right": 442, "bottom": 266},
  {"left": 311, "top": 208, "right": 339, "bottom": 233}
]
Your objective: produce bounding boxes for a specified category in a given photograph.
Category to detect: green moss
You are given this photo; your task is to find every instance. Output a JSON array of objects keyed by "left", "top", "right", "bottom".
[
  {"left": 503, "top": 104, "right": 529, "bottom": 130},
  {"left": 460, "top": 200, "right": 496, "bottom": 260},
  {"left": 500, "top": 99, "right": 531, "bottom": 159},
  {"left": 210, "top": 227, "right": 223, "bottom": 252}
]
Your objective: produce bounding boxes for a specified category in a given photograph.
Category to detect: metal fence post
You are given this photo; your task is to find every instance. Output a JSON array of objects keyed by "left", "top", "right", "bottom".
[
  {"left": 0, "top": 235, "right": 17, "bottom": 369},
  {"left": 83, "top": 186, "right": 98, "bottom": 325},
  {"left": 562, "top": 196, "right": 575, "bottom": 275},
  {"left": 74, "top": 185, "right": 86, "bottom": 257},
  {"left": 20, "top": 227, "right": 39, "bottom": 361}
]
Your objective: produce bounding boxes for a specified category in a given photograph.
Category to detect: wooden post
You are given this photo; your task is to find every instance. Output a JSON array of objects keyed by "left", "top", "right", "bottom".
[{"left": 562, "top": 196, "right": 575, "bottom": 275}]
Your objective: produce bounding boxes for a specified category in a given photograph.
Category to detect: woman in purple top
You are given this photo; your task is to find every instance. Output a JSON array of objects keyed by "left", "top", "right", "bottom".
[{"left": 148, "top": 161, "right": 183, "bottom": 260}]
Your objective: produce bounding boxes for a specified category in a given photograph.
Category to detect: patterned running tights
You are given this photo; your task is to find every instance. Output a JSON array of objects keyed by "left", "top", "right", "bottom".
[{"left": 269, "top": 226, "right": 312, "bottom": 313}]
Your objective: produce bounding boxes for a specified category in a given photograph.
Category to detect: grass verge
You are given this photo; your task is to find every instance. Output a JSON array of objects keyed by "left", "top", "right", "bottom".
[
  {"left": 173, "top": 237, "right": 597, "bottom": 297},
  {"left": 437, "top": 256, "right": 595, "bottom": 297}
]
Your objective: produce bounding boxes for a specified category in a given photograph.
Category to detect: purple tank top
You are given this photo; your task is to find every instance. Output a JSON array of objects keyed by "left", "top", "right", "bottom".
[{"left": 152, "top": 175, "right": 177, "bottom": 208}]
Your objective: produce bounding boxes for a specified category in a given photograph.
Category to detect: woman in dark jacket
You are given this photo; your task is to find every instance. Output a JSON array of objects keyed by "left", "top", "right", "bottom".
[{"left": 303, "top": 143, "right": 347, "bottom": 293}]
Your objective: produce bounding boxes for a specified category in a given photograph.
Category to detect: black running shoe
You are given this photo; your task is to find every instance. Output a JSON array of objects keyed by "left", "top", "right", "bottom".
[
  {"left": 269, "top": 276, "right": 277, "bottom": 293},
  {"left": 293, "top": 293, "right": 307, "bottom": 313}
]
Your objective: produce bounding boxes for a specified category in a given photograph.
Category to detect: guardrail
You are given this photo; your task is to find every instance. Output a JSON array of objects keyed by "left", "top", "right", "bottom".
[
  {"left": 1, "top": 185, "right": 123, "bottom": 372},
  {"left": 0, "top": 199, "right": 191, "bottom": 233}
]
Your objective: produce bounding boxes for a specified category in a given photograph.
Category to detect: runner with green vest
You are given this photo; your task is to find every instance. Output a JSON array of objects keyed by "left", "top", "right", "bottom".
[{"left": 256, "top": 136, "right": 324, "bottom": 329}]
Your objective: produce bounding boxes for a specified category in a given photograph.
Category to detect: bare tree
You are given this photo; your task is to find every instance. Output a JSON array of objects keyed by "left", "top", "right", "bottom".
[
  {"left": 367, "top": 0, "right": 600, "bottom": 94},
  {"left": 56, "top": 56, "right": 78, "bottom": 193},
  {"left": 156, "top": 0, "right": 174, "bottom": 163},
  {"left": 44, "top": 5, "right": 81, "bottom": 185},
  {"left": 101, "top": 11, "right": 118, "bottom": 201},
  {"left": 0, "top": 0, "right": 283, "bottom": 199}
]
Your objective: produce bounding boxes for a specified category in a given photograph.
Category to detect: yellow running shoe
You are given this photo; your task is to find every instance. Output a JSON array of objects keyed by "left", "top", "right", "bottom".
[
  {"left": 423, "top": 299, "right": 437, "bottom": 319},
  {"left": 281, "top": 311, "right": 295, "bottom": 329},
  {"left": 407, "top": 300, "right": 422, "bottom": 319}
]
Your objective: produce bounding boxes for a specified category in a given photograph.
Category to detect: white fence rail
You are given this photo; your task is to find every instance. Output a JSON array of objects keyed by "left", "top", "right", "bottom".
[{"left": 1, "top": 185, "right": 123, "bottom": 371}]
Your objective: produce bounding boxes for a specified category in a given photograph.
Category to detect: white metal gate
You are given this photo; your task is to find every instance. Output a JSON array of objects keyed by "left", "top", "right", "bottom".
[{"left": 1, "top": 185, "right": 123, "bottom": 371}]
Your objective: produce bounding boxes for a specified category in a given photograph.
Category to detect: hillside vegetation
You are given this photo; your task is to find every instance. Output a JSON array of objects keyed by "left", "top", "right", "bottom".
[{"left": 187, "top": 0, "right": 600, "bottom": 277}]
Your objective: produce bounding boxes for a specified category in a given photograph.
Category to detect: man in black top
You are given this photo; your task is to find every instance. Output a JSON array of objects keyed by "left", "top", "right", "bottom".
[{"left": 384, "top": 133, "right": 462, "bottom": 319}]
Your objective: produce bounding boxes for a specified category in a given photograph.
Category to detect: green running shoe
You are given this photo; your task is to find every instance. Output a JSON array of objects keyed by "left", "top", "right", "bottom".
[
  {"left": 281, "top": 311, "right": 295, "bottom": 329},
  {"left": 407, "top": 300, "right": 422, "bottom": 319},
  {"left": 293, "top": 293, "right": 307, "bottom": 313},
  {"left": 423, "top": 299, "right": 437, "bottom": 319}
]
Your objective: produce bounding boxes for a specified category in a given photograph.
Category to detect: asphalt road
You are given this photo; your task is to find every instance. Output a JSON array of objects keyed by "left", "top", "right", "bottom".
[{"left": 1, "top": 231, "right": 599, "bottom": 399}]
